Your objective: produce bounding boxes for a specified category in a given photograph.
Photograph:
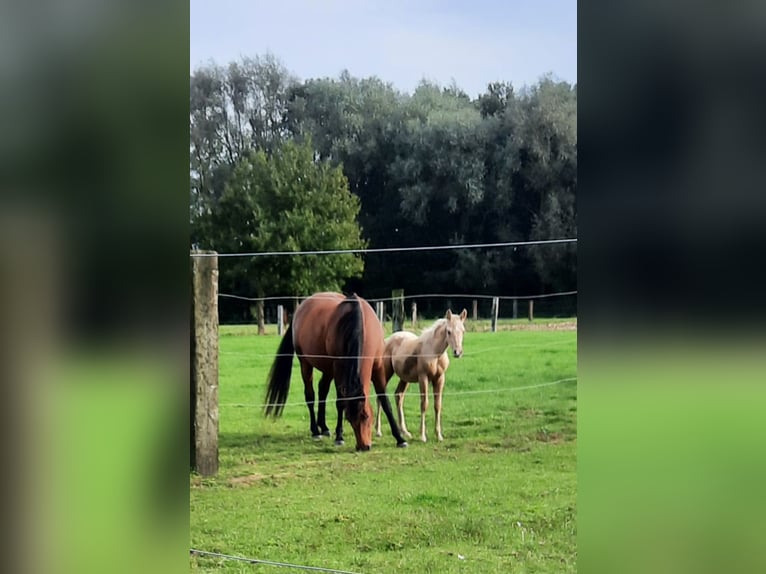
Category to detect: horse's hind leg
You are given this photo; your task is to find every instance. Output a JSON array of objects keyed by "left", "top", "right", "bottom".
[
  {"left": 394, "top": 379, "right": 413, "bottom": 440},
  {"left": 316, "top": 372, "right": 333, "bottom": 436},
  {"left": 300, "top": 361, "right": 321, "bottom": 438},
  {"left": 433, "top": 373, "right": 445, "bottom": 442}
]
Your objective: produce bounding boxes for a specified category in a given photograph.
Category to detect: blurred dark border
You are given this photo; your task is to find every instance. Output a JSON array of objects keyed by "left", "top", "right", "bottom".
[
  {"left": 579, "top": 2, "right": 766, "bottom": 573},
  {"left": 580, "top": 0, "right": 766, "bottom": 336},
  {"left": 0, "top": 2, "right": 189, "bottom": 574}
]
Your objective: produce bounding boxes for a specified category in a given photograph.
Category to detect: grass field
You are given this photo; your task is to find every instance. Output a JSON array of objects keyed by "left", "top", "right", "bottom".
[{"left": 190, "top": 321, "right": 577, "bottom": 573}]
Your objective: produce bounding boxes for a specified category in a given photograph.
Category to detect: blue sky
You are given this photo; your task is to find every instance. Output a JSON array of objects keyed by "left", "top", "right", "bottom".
[{"left": 190, "top": 0, "right": 576, "bottom": 98}]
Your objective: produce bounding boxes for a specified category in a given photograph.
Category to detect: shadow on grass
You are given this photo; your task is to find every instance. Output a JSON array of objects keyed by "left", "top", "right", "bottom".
[
  {"left": 220, "top": 429, "right": 408, "bottom": 457},
  {"left": 220, "top": 430, "right": 348, "bottom": 456}
]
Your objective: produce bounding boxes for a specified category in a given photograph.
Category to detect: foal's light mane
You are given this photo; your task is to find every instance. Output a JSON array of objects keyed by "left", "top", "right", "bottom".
[
  {"left": 418, "top": 318, "right": 449, "bottom": 356},
  {"left": 421, "top": 318, "right": 447, "bottom": 338}
]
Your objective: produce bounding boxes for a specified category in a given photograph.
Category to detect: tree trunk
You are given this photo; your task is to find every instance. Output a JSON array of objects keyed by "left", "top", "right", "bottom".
[{"left": 256, "top": 299, "right": 265, "bottom": 335}]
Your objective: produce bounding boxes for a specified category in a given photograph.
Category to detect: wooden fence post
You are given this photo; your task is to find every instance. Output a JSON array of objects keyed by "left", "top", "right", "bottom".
[
  {"left": 411, "top": 302, "right": 417, "bottom": 328},
  {"left": 472, "top": 300, "right": 478, "bottom": 321},
  {"left": 491, "top": 297, "right": 499, "bottom": 333},
  {"left": 513, "top": 298, "right": 518, "bottom": 319},
  {"left": 191, "top": 251, "right": 219, "bottom": 476},
  {"left": 277, "top": 305, "right": 284, "bottom": 336},
  {"left": 528, "top": 300, "right": 534, "bottom": 322},
  {"left": 375, "top": 301, "right": 384, "bottom": 324},
  {"left": 392, "top": 289, "right": 404, "bottom": 332}
]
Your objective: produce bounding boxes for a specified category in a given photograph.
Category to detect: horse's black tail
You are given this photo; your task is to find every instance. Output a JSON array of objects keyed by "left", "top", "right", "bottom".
[
  {"left": 336, "top": 294, "right": 364, "bottom": 420},
  {"left": 264, "top": 325, "right": 294, "bottom": 418}
]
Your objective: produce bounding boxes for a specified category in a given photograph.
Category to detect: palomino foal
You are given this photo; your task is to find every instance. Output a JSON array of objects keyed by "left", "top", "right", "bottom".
[{"left": 376, "top": 309, "right": 467, "bottom": 442}]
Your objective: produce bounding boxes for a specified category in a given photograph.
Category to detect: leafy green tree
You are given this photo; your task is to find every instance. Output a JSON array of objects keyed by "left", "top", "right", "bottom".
[
  {"left": 190, "top": 54, "right": 297, "bottom": 227},
  {"left": 197, "top": 140, "right": 366, "bottom": 332},
  {"left": 377, "top": 81, "right": 488, "bottom": 297},
  {"left": 284, "top": 73, "right": 407, "bottom": 238},
  {"left": 190, "top": 65, "right": 227, "bottom": 219},
  {"left": 283, "top": 73, "right": 416, "bottom": 297},
  {"left": 477, "top": 81, "right": 514, "bottom": 118},
  {"left": 394, "top": 83, "right": 486, "bottom": 228},
  {"left": 503, "top": 78, "right": 577, "bottom": 292}
]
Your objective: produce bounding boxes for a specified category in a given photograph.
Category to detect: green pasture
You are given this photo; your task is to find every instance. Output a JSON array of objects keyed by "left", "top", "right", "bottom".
[{"left": 191, "top": 322, "right": 577, "bottom": 573}]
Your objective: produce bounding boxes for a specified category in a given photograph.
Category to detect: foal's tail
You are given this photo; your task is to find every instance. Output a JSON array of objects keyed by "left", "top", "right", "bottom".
[{"left": 264, "top": 325, "right": 294, "bottom": 418}]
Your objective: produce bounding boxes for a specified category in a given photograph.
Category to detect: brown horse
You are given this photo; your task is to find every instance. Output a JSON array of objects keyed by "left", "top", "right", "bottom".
[{"left": 264, "top": 292, "right": 408, "bottom": 451}]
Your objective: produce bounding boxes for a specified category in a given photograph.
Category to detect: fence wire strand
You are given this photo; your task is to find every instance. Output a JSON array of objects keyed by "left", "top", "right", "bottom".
[
  {"left": 220, "top": 339, "right": 575, "bottom": 361},
  {"left": 224, "top": 377, "right": 577, "bottom": 410},
  {"left": 191, "top": 238, "right": 577, "bottom": 258},
  {"left": 190, "top": 549, "right": 363, "bottom": 574},
  {"left": 219, "top": 290, "right": 577, "bottom": 303}
]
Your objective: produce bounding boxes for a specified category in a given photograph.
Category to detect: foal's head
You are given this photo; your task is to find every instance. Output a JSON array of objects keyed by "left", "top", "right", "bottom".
[{"left": 444, "top": 308, "right": 468, "bottom": 358}]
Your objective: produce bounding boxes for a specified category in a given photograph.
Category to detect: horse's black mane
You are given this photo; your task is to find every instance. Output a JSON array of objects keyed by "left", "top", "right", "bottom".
[{"left": 336, "top": 294, "right": 364, "bottom": 420}]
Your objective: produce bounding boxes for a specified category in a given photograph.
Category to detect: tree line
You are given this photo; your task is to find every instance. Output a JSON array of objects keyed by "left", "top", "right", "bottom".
[{"left": 190, "top": 54, "right": 576, "bottom": 324}]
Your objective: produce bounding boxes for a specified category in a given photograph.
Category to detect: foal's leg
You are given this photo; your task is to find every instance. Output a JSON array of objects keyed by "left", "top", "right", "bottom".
[
  {"left": 300, "top": 361, "right": 320, "bottom": 438},
  {"left": 433, "top": 373, "right": 445, "bottom": 442},
  {"left": 394, "top": 379, "right": 413, "bottom": 439},
  {"left": 418, "top": 375, "right": 429, "bottom": 443},
  {"left": 375, "top": 398, "right": 383, "bottom": 438},
  {"left": 316, "top": 371, "right": 333, "bottom": 437}
]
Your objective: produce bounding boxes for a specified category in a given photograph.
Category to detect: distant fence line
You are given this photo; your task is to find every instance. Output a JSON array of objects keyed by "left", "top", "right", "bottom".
[{"left": 219, "top": 290, "right": 577, "bottom": 332}]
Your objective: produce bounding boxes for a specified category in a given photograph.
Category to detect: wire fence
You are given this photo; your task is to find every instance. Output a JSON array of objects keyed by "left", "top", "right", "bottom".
[
  {"left": 218, "top": 291, "right": 578, "bottom": 326},
  {"left": 190, "top": 549, "right": 363, "bottom": 574},
  {"left": 190, "top": 237, "right": 577, "bottom": 258},
  {"left": 222, "top": 377, "right": 577, "bottom": 410},
  {"left": 219, "top": 290, "right": 577, "bottom": 303},
  {"left": 220, "top": 338, "right": 575, "bottom": 360},
  {"left": 199, "top": 237, "right": 578, "bottom": 323}
]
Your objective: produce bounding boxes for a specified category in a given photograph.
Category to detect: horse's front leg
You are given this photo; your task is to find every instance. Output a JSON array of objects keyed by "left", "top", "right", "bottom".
[
  {"left": 433, "top": 373, "right": 445, "bottom": 442},
  {"left": 394, "top": 379, "right": 413, "bottom": 440},
  {"left": 373, "top": 365, "right": 408, "bottom": 447},
  {"left": 418, "top": 375, "right": 429, "bottom": 443},
  {"left": 300, "top": 361, "right": 320, "bottom": 438},
  {"left": 316, "top": 371, "right": 333, "bottom": 437},
  {"left": 375, "top": 397, "right": 383, "bottom": 438},
  {"left": 334, "top": 388, "right": 345, "bottom": 446}
]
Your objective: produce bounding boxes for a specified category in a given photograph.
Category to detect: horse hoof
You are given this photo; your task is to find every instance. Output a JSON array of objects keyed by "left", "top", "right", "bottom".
[
  {"left": 311, "top": 434, "right": 322, "bottom": 441},
  {"left": 397, "top": 441, "right": 408, "bottom": 448},
  {"left": 334, "top": 439, "right": 345, "bottom": 446},
  {"left": 321, "top": 430, "right": 331, "bottom": 437}
]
